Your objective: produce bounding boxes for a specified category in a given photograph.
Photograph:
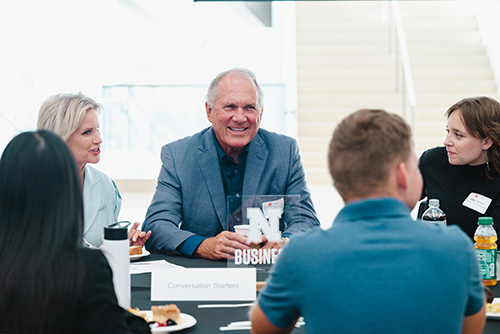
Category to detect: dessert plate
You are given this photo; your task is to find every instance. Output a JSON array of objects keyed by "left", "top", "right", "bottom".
[
  {"left": 487, "top": 298, "right": 500, "bottom": 319},
  {"left": 143, "top": 311, "right": 197, "bottom": 332},
  {"left": 130, "top": 249, "right": 150, "bottom": 261}
]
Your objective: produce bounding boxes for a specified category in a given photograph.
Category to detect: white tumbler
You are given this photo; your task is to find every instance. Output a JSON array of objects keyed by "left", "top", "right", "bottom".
[{"left": 100, "top": 221, "right": 130, "bottom": 309}]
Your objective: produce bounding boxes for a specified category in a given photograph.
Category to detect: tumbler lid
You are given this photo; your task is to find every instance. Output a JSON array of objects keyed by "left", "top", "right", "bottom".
[
  {"left": 478, "top": 217, "right": 494, "bottom": 225},
  {"left": 104, "top": 221, "right": 130, "bottom": 240}
]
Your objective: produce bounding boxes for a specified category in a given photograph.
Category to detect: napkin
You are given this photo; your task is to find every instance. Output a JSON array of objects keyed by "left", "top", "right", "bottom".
[{"left": 130, "top": 260, "right": 184, "bottom": 274}]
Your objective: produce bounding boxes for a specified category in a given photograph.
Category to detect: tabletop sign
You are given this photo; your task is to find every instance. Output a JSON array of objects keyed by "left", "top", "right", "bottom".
[{"left": 151, "top": 268, "right": 256, "bottom": 301}]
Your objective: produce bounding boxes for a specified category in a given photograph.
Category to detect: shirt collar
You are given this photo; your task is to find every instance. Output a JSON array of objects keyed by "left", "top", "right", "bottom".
[
  {"left": 212, "top": 130, "right": 249, "bottom": 164},
  {"left": 334, "top": 197, "right": 412, "bottom": 224}
]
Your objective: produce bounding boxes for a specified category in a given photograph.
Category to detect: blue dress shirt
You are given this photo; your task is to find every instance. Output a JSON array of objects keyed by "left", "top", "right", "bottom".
[{"left": 176, "top": 134, "right": 248, "bottom": 256}]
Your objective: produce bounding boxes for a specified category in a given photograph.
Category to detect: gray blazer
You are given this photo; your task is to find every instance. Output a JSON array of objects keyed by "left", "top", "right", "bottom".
[{"left": 143, "top": 127, "right": 320, "bottom": 254}]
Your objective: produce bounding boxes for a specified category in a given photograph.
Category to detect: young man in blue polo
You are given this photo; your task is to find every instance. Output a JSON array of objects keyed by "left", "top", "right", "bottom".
[{"left": 251, "top": 109, "right": 485, "bottom": 334}]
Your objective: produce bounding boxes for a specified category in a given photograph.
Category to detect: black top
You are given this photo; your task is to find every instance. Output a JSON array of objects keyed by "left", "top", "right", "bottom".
[
  {"left": 418, "top": 146, "right": 500, "bottom": 240},
  {"left": 48, "top": 248, "right": 149, "bottom": 334}
]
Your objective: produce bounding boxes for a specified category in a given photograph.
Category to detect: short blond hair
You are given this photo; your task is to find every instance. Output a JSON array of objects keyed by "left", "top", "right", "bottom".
[
  {"left": 328, "top": 109, "right": 412, "bottom": 201},
  {"left": 37, "top": 93, "right": 101, "bottom": 141}
]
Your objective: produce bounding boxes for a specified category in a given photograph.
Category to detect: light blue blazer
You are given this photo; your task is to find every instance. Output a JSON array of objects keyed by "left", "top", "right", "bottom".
[
  {"left": 83, "top": 165, "right": 122, "bottom": 247},
  {"left": 143, "top": 127, "right": 320, "bottom": 254}
]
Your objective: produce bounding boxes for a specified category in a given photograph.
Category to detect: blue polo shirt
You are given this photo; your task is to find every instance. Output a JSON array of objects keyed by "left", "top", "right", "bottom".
[
  {"left": 257, "top": 197, "right": 484, "bottom": 333},
  {"left": 176, "top": 134, "right": 248, "bottom": 256}
]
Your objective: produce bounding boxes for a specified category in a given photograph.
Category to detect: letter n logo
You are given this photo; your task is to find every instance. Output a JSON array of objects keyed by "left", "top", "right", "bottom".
[{"left": 246, "top": 207, "right": 282, "bottom": 242}]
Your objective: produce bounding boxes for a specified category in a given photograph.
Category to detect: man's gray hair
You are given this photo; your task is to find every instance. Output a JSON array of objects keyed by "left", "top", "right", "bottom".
[{"left": 205, "top": 68, "right": 264, "bottom": 109}]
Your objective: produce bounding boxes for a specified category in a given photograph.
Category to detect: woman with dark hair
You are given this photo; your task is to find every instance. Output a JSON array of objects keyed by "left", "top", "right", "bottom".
[
  {"left": 0, "top": 130, "right": 149, "bottom": 334},
  {"left": 419, "top": 96, "right": 500, "bottom": 239}
]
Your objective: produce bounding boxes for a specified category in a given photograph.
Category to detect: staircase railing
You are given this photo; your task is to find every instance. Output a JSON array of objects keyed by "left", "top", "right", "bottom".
[{"left": 385, "top": 0, "right": 416, "bottom": 136}]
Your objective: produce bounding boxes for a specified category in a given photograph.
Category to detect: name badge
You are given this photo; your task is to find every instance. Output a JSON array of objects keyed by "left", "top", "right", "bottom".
[
  {"left": 151, "top": 268, "right": 256, "bottom": 301},
  {"left": 462, "top": 192, "right": 492, "bottom": 214}
]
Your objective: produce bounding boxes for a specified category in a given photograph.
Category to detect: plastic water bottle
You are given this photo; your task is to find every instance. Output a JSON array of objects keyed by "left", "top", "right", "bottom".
[
  {"left": 422, "top": 199, "right": 446, "bottom": 226},
  {"left": 474, "top": 217, "right": 497, "bottom": 286},
  {"left": 100, "top": 221, "right": 131, "bottom": 309}
]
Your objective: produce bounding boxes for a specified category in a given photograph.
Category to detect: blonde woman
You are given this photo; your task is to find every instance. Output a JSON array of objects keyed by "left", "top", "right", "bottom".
[{"left": 37, "top": 92, "right": 150, "bottom": 247}]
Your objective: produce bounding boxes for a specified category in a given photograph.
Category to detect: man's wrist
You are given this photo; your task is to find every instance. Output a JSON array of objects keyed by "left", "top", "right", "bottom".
[{"left": 177, "top": 235, "right": 206, "bottom": 257}]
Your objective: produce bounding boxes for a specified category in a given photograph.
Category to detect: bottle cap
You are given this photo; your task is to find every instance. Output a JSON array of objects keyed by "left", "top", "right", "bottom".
[
  {"left": 429, "top": 199, "right": 440, "bottom": 207},
  {"left": 104, "top": 221, "right": 130, "bottom": 240},
  {"left": 478, "top": 217, "right": 494, "bottom": 225}
]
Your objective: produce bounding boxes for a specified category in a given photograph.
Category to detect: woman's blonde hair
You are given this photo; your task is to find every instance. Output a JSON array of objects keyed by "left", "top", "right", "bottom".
[{"left": 37, "top": 93, "right": 101, "bottom": 141}]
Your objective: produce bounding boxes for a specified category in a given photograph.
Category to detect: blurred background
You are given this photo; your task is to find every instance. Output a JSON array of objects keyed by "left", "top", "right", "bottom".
[{"left": 1, "top": 0, "right": 499, "bottom": 227}]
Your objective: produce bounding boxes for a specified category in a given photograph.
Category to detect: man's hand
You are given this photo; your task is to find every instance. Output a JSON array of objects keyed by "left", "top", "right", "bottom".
[
  {"left": 193, "top": 231, "right": 251, "bottom": 260},
  {"left": 129, "top": 222, "right": 152, "bottom": 247},
  {"left": 260, "top": 235, "right": 285, "bottom": 250}
]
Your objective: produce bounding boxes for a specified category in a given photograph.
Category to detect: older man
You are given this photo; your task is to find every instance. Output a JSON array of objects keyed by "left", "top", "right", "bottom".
[
  {"left": 251, "top": 109, "right": 485, "bottom": 334},
  {"left": 143, "top": 68, "right": 320, "bottom": 260}
]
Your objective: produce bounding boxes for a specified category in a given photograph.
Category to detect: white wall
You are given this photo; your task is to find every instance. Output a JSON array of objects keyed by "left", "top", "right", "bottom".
[
  {"left": 475, "top": 1, "right": 500, "bottom": 94},
  {"left": 0, "top": 0, "right": 298, "bottom": 179}
]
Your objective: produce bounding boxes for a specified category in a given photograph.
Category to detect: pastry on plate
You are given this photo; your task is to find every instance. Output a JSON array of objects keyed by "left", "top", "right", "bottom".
[
  {"left": 129, "top": 246, "right": 143, "bottom": 256},
  {"left": 151, "top": 304, "right": 181, "bottom": 324}
]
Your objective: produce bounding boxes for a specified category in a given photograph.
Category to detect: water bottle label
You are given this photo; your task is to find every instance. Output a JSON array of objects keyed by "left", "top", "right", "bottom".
[{"left": 475, "top": 249, "right": 497, "bottom": 280}]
